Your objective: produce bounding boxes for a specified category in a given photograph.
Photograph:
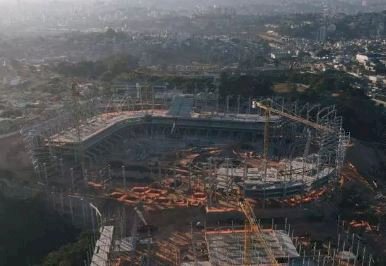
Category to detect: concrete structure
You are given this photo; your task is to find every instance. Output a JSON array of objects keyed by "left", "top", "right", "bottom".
[
  {"left": 205, "top": 229, "right": 299, "bottom": 265},
  {"left": 356, "top": 53, "right": 370, "bottom": 64},
  {"left": 181, "top": 262, "right": 211, "bottom": 266},
  {"left": 91, "top": 226, "right": 114, "bottom": 266},
  {"left": 216, "top": 155, "right": 335, "bottom": 199},
  {"left": 21, "top": 94, "right": 354, "bottom": 266},
  {"left": 22, "top": 95, "right": 349, "bottom": 201}
]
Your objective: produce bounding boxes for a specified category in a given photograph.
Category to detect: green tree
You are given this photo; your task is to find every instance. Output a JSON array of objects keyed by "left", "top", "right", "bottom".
[
  {"left": 0, "top": 194, "right": 79, "bottom": 265},
  {"left": 219, "top": 72, "right": 274, "bottom": 98},
  {"left": 107, "top": 54, "right": 139, "bottom": 76},
  {"left": 43, "top": 232, "right": 95, "bottom": 266}
]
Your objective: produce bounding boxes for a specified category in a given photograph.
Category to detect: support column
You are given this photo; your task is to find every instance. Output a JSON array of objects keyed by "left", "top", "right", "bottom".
[{"left": 122, "top": 165, "right": 126, "bottom": 190}]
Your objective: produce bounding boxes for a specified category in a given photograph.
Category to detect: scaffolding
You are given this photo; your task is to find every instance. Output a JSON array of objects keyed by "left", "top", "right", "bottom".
[
  {"left": 247, "top": 98, "right": 350, "bottom": 200},
  {"left": 19, "top": 92, "right": 359, "bottom": 266},
  {"left": 205, "top": 228, "right": 299, "bottom": 265},
  {"left": 22, "top": 94, "right": 349, "bottom": 204}
]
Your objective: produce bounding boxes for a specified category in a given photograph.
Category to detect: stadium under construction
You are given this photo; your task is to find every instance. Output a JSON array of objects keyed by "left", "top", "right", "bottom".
[
  {"left": 23, "top": 91, "right": 349, "bottom": 200},
  {"left": 21, "top": 89, "right": 353, "bottom": 265}
]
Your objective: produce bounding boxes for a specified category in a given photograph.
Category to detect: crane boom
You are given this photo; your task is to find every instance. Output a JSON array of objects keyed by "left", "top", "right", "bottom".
[
  {"left": 263, "top": 106, "right": 270, "bottom": 165},
  {"left": 239, "top": 200, "right": 279, "bottom": 265},
  {"left": 253, "top": 101, "right": 334, "bottom": 132}
]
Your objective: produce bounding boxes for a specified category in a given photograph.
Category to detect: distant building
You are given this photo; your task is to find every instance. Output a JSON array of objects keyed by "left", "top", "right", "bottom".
[
  {"left": 356, "top": 53, "right": 386, "bottom": 65},
  {"left": 368, "top": 75, "right": 386, "bottom": 85},
  {"left": 369, "top": 75, "right": 378, "bottom": 84},
  {"left": 317, "top": 26, "right": 327, "bottom": 43},
  {"left": 270, "top": 49, "right": 291, "bottom": 60},
  {"left": 356, "top": 54, "right": 369, "bottom": 64}
]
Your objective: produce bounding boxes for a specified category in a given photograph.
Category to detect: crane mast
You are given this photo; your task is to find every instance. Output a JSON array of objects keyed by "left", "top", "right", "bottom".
[
  {"left": 262, "top": 103, "right": 271, "bottom": 208},
  {"left": 239, "top": 200, "right": 279, "bottom": 266},
  {"left": 246, "top": 99, "right": 341, "bottom": 266}
]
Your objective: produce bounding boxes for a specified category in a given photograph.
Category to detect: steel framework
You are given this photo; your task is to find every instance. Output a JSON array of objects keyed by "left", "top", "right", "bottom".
[{"left": 22, "top": 94, "right": 350, "bottom": 200}]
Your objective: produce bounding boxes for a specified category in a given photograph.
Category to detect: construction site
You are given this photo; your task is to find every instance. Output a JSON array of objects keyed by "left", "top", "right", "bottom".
[{"left": 21, "top": 85, "right": 362, "bottom": 266}]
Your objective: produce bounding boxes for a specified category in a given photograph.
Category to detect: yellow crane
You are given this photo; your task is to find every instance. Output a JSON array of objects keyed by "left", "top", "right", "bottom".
[
  {"left": 239, "top": 199, "right": 279, "bottom": 265},
  {"left": 252, "top": 99, "right": 337, "bottom": 205},
  {"left": 262, "top": 102, "right": 271, "bottom": 207},
  {"left": 245, "top": 99, "right": 339, "bottom": 266},
  {"left": 252, "top": 100, "right": 334, "bottom": 133}
]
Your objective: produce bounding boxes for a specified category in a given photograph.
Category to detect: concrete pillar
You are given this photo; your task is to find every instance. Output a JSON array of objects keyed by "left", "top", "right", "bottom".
[
  {"left": 60, "top": 193, "right": 65, "bottom": 214},
  {"left": 237, "top": 95, "right": 241, "bottom": 114},
  {"left": 69, "top": 196, "right": 74, "bottom": 222},
  {"left": 361, "top": 247, "right": 366, "bottom": 266},
  {"left": 60, "top": 158, "right": 64, "bottom": 179},
  {"left": 226, "top": 95, "right": 230, "bottom": 113},
  {"left": 43, "top": 162, "right": 48, "bottom": 185},
  {"left": 84, "top": 169, "right": 88, "bottom": 183},
  {"left": 70, "top": 167, "right": 76, "bottom": 190},
  {"left": 81, "top": 199, "right": 86, "bottom": 226},
  {"left": 122, "top": 165, "right": 126, "bottom": 189}
]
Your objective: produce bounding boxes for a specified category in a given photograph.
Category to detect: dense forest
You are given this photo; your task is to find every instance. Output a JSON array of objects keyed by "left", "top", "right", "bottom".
[
  {"left": 0, "top": 193, "right": 89, "bottom": 266},
  {"left": 55, "top": 54, "right": 140, "bottom": 82},
  {"left": 219, "top": 70, "right": 386, "bottom": 142}
]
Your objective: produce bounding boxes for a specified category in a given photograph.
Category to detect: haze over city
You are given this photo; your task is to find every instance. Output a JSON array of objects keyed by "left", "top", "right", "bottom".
[{"left": 0, "top": 0, "right": 385, "bottom": 266}]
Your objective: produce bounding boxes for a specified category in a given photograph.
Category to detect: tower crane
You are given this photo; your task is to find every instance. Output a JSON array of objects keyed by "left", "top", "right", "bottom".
[
  {"left": 251, "top": 99, "right": 337, "bottom": 189},
  {"left": 244, "top": 99, "right": 343, "bottom": 265},
  {"left": 239, "top": 199, "right": 279, "bottom": 266},
  {"left": 252, "top": 100, "right": 334, "bottom": 132},
  {"left": 252, "top": 99, "right": 342, "bottom": 188}
]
